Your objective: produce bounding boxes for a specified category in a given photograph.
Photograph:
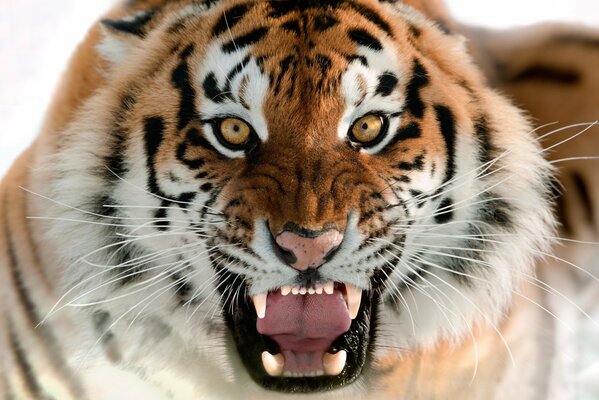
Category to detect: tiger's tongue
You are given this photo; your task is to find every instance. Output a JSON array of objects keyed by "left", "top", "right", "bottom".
[{"left": 256, "top": 289, "right": 351, "bottom": 373}]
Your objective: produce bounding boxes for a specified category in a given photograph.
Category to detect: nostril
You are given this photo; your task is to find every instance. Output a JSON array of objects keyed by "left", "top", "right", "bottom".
[
  {"left": 273, "top": 241, "right": 298, "bottom": 265},
  {"left": 274, "top": 229, "right": 344, "bottom": 271}
]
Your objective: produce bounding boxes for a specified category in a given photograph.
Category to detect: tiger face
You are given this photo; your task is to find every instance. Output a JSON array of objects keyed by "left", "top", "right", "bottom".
[{"left": 49, "top": 0, "right": 555, "bottom": 394}]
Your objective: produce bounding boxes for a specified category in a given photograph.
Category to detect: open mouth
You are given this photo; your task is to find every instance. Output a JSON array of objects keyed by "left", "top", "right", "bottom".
[{"left": 219, "top": 275, "right": 378, "bottom": 392}]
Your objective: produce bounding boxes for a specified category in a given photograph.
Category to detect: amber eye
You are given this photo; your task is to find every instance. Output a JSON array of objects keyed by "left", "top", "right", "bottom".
[
  {"left": 219, "top": 118, "right": 251, "bottom": 146},
  {"left": 350, "top": 114, "right": 385, "bottom": 144}
]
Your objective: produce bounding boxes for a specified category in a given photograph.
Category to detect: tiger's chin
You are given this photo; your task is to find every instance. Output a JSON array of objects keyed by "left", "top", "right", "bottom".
[{"left": 223, "top": 280, "right": 378, "bottom": 393}]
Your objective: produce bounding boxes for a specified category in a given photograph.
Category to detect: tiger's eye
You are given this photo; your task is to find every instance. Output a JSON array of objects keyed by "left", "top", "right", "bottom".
[
  {"left": 351, "top": 114, "right": 384, "bottom": 143},
  {"left": 219, "top": 118, "right": 251, "bottom": 146}
]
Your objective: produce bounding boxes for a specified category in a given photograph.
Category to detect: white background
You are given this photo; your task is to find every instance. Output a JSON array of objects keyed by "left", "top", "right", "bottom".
[{"left": 1, "top": 0, "right": 598, "bottom": 176}]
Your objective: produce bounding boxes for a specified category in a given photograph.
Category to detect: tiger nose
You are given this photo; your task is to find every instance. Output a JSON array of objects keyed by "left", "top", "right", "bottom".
[{"left": 274, "top": 229, "right": 344, "bottom": 271}]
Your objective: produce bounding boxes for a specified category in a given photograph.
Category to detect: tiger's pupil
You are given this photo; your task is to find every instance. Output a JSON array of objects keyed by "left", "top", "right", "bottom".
[
  {"left": 351, "top": 114, "right": 384, "bottom": 144},
  {"left": 219, "top": 118, "right": 251, "bottom": 146}
]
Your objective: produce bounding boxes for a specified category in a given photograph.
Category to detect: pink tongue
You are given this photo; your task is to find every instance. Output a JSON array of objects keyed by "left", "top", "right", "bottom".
[{"left": 256, "top": 289, "right": 351, "bottom": 373}]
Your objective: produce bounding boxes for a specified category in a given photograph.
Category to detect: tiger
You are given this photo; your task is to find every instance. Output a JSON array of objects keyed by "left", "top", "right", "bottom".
[{"left": 1, "top": 0, "right": 597, "bottom": 399}]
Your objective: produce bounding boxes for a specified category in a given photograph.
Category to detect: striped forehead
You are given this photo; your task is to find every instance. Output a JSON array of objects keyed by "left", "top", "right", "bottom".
[{"left": 194, "top": 0, "right": 403, "bottom": 126}]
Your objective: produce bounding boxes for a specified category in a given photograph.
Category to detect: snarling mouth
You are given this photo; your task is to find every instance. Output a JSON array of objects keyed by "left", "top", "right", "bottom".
[{"left": 220, "top": 276, "right": 379, "bottom": 392}]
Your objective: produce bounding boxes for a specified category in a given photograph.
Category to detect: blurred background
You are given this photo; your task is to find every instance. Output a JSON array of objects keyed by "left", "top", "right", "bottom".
[{"left": 1, "top": 0, "right": 598, "bottom": 176}]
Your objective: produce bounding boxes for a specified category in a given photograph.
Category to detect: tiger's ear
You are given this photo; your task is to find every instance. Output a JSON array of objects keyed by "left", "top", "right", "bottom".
[{"left": 97, "top": 9, "right": 157, "bottom": 67}]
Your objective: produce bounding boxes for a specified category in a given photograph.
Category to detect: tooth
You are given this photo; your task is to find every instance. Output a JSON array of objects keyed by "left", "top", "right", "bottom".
[
  {"left": 308, "top": 288, "right": 316, "bottom": 295},
  {"left": 324, "top": 282, "right": 334, "bottom": 295},
  {"left": 281, "top": 286, "right": 292, "bottom": 296},
  {"left": 299, "top": 287, "right": 307, "bottom": 295},
  {"left": 252, "top": 293, "right": 267, "bottom": 319},
  {"left": 292, "top": 286, "right": 300, "bottom": 295},
  {"left": 345, "top": 284, "right": 363, "bottom": 319},
  {"left": 315, "top": 284, "right": 323, "bottom": 295},
  {"left": 261, "top": 351, "right": 284, "bottom": 377},
  {"left": 323, "top": 350, "right": 347, "bottom": 376}
]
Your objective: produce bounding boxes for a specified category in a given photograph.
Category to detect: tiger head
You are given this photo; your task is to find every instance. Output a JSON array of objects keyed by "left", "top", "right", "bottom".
[{"left": 48, "top": 0, "right": 555, "bottom": 394}]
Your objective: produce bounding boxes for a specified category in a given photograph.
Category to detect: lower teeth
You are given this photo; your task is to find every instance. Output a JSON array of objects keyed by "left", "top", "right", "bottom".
[
  {"left": 323, "top": 350, "right": 347, "bottom": 376},
  {"left": 261, "top": 350, "right": 348, "bottom": 378},
  {"left": 261, "top": 351, "right": 285, "bottom": 377}
]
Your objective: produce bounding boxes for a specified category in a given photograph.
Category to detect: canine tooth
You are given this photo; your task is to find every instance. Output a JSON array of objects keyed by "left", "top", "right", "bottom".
[
  {"left": 345, "top": 284, "right": 362, "bottom": 319},
  {"left": 292, "top": 286, "right": 300, "bottom": 295},
  {"left": 252, "top": 293, "right": 267, "bottom": 319},
  {"left": 299, "top": 287, "right": 307, "bottom": 295},
  {"left": 308, "top": 288, "right": 316, "bottom": 295},
  {"left": 323, "top": 350, "right": 347, "bottom": 376},
  {"left": 261, "top": 351, "right": 284, "bottom": 377},
  {"left": 281, "top": 286, "right": 292, "bottom": 296},
  {"left": 324, "top": 282, "right": 334, "bottom": 295},
  {"left": 315, "top": 284, "right": 323, "bottom": 294}
]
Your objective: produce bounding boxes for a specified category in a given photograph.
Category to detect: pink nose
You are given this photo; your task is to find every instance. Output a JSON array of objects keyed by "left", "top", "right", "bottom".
[{"left": 275, "top": 230, "right": 343, "bottom": 271}]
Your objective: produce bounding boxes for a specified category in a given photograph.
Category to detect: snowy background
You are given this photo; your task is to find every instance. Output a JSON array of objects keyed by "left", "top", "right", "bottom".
[{"left": 1, "top": 0, "right": 598, "bottom": 176}]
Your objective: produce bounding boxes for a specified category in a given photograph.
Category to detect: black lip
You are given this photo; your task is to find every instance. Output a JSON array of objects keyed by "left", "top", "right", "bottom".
[{"left": 216, "top": 268, "right": 380, "bottom": 393}]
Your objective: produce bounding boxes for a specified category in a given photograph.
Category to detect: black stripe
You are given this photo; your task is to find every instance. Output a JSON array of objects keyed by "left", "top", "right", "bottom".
[
  {"left": 375, "top": 72, "right": 398, "bottom": 96},
  {"left": 273, "top": 55, "right": 297, "bottom": 96},
  {"left": 3, "top": 197, "right": 38, "bottom": 328},
  {"left": 267, "top": 0, "right": 344, "bottom": 18},
  {"left": 313, "top": 14, "right": 338, "bottom": 31},
  {"left": 342, "top": 54, "right": 368, "bottom": 67},
  {"left": 9, "top": 324, "right": 43, "bottom": 398},
  {"left": 478, "top": 193, "right": 513, "bottom": 228},
  {"left": 226, "top": 55, "right": 251, "bottom": 83},
  {"left": 202, "top": 72, "right": 233, "bottom": 103},
  {"left": 3, "top": 197, "right": 86, "bottom": 399},
  {"left": 221, "top": 27, "right": 269, "bottom": 53},
  {"left": 212, "top": 4, "right": 252, "bottom": 37},
  {"left": 154, "top": 202, "right": 170, "bottom": 232},
  {"left": 281, "top": 19, "right": 302, "bottom": 35},
  {"left": 101, "top": 9, "right": 156, "bottom": 37},
  {"left": 408, "top": 24, "right": 421, "bottom": 38},
  {"left": 510, "top": 64, "right": 580, "bottom": 85},
  {"left": 435, "top": 20, "right": 453, "bottom": 35},
  {"left": 572, "top": 172, "right": 596, "bottom": 227},
  {"left": 552, "top": 184, "right": 571, "bottom": 234},
  {"left": 383, "top": 122, "right": 421, "bottom": 153},
  {"left": 345, "top": 2, "right": 392, "bottom": 36},
  {"left": 172, "top": 271, "right": 195, "bottom": 305},
  {"left": 143, "top": 116, "right": 166, "bottom": 196},
  {"left": 433, "top": 105, "right": 456, "bottom": 185},
  {"left": 395, "top": 153, "right": 425, "bottom": 171},
  {"left": 172, "top": 45, "right": 198, "bottom": 131},
  {"left": 183, "top": 127, "right": 217, "bottom": 155},
  {"left": 405, "top": 59, "right": 429, "bottom": 119},
  {"left": 434, "top": 197, "right": 454, "bottom": 224},
  {"left": 474, "top": 115, "right": 496, "bottom": 165},
  {"left": 348, "top": 28, "right": 382, "bottom": 51},
  {"left": 307, "top": 54, "right": 333, "bottom": 76}
]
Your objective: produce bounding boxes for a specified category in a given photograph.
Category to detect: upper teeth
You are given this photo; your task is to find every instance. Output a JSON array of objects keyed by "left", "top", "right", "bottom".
[
  {"left": 251, "top": 283, "right": 363, "bottom": 320},
  {"left": 252, "top": 292, "right": 267, "bottom": 319}
]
